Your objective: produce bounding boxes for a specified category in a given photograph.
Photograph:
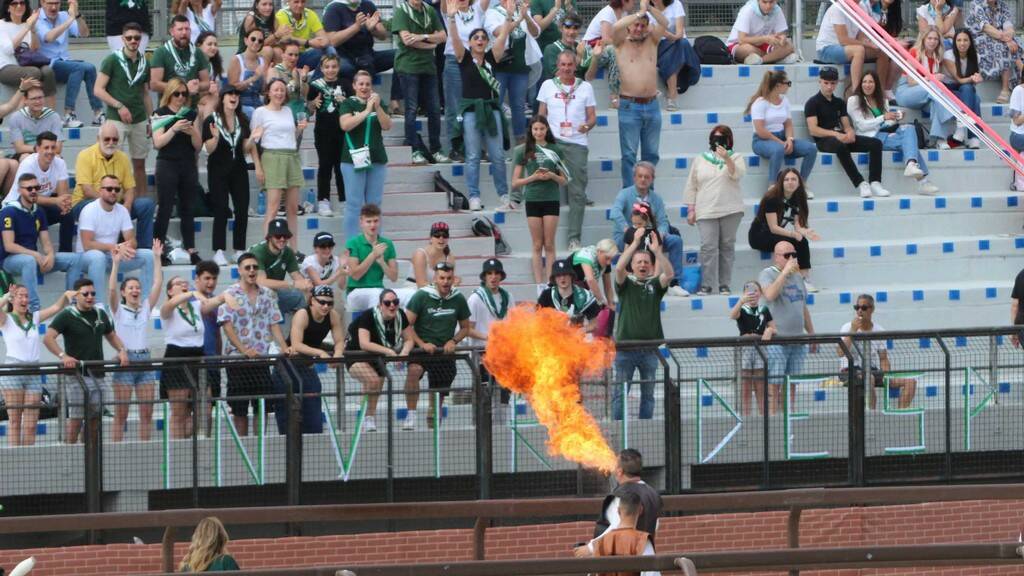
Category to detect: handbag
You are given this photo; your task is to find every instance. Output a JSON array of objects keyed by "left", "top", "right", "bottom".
[
  {"left": 345, "top": 113, "right": 374, "bottom": 172},
  {"left": 15, "top": 45, "right": 49, "bottom": 68}
]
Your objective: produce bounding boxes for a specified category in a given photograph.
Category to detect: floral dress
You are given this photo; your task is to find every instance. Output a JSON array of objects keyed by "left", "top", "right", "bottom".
[{"left": 966, "top": 0, "right": 1022, "bottom": 82}]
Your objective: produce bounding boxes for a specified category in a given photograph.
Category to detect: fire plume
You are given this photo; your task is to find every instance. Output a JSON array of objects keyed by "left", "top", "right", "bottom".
[{"left": 484, "top": 306, "right": 618, "bottom": 474}]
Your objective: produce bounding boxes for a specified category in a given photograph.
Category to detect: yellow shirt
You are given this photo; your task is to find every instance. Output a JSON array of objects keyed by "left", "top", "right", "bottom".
[
  {"left": 275, "top": 8, "right": 324, "bottom": 41},
  {"left": 72, "top": 143, "right": 136, "bottom": 206}
]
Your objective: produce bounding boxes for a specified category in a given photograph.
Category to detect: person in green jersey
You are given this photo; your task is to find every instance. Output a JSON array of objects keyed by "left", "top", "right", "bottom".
[
  {"left": 393, "top": 0, "right": 450, "bottom": 165},
  {"left": 512, "top": 115, "right": 567, "bottom": 285},
  {"left": 345, "top": 203, "right": 404, "bottom": 312},
  {"left": 149, "top": 16, "right": 211, "bottom": 104},
  {"left": 540, "top": 14, "right": 593, "bottom": 80}
]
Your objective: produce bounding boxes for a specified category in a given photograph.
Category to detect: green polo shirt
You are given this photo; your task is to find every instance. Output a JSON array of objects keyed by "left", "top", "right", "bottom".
[
  {"left": 614, "top": 276, "right": 667, "bottom": 341},
  {"left": 339, "top": 97, "right": 388, "bottom": 165},
  {"left": 151, "top": 40, "right": 210, "bottom": 82},
  {"left": 345, "top": 234, "right": 397, "bottom": 292},
  {"left": 406, "top": 288, "right": 471, "bottom": 346},
  {"left": 392, "top": 2, "right": 444, "bottom": 75},
  {"left": 250, "top": 240, "right": 299, "bottom": 281},
  {"left": 99, "top": 50, "right": 150, "bottom": 122},
  {"left": 48, "top": 306, "right": 114, "bottom": 362}
]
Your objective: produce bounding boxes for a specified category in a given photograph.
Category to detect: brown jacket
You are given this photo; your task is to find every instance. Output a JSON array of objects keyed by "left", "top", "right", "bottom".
[{"left": 592, "top": 527, "right": 650, "bottom": 576}]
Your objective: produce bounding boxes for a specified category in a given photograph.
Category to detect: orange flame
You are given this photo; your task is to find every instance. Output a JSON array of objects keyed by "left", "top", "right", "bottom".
[{"left": 484, "top": 305, "right": 618, "bottom": 474}]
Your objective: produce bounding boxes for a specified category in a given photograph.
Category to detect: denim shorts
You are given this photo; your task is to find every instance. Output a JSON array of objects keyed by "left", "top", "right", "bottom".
[
  {"left": 0, "top": 372, "right": 43, "bottom": 393},
  {"left": 816, "top": 44, "right": 849, "bottom": 64},
  {"left": 111, "top": 350, "right": 157, "bottom": 386}
]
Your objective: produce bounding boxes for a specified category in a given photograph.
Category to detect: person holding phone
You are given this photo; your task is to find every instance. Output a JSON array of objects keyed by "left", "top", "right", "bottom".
[
  {"left": 838, "top": 294, "right": 916, "bottom": 409},
  {"left": 730, "top": 280, "right": 775, "bottom": 416},
  {"left": 512, "top": 115, "right": 568, "bottom": 285}
]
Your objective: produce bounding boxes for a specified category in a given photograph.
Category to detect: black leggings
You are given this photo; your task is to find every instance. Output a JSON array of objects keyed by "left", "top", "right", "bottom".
[
  {"left": 208, "top": 158, "right": 250, "bottom": 252},
  {"left": 815, "top": 135, "right": 882, "bottom": 187},
  {"left": 155, "top": 158, "right": 198, "bottom": 250},
  {"left": 748, "top": 225, "right": 812, "bottom": 270},
  {"left": 315, "top": 128, "right": 345, "bottom": 202}
]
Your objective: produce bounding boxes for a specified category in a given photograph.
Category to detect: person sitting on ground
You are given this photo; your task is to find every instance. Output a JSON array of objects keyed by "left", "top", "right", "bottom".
[
  {"left": 731, "top": 280, "right": 775, "bottom": 416},
  {"left": 346, "top": 203, "right": 401, "bottom": 312},
  {"left": 7, "top": 84, "right": 61, "bottom": 160},
  {"left": 748, "top": 168, "right": 820, "bottom": 293},
  {"left": 345, "top": 288, "right": 415, "bottom": 432},
  {"left": 815, "top": 1, "right": 878, "bottom": 97},
  {"left": 411, "top": 221, "right": 461, "bottom": 288},
  {"left": 839, "top": 293, "right": 917, "bottom": 410},
  {"left": 179, "top": 517, "right": 240, "bottom": 572},
  {"left": 726, "top": 0, "right": 797, "bottom": 65},
  {"left": 251, "top": 218, "right": 312, "bottom": 316},
  {"left": 275, "top": 0, "right": 333, "bottom": 70},
  {"left": 35, "top": 0, "right": 105, "bottom": 127},
  {"left": 301, "top": 231, "right": 348, "bottom": 291},
  {"left": 942, "top": 28, "right": 984, "bottom": 149},
  {"left": 747, "top": 69, "right": 817, "bottom": 191},
  {"left": 538, "top": 258, "right": 600, "bottom": 330},
  {"left": 5, "top": 131, "right": 74, "bottom": 251},
  {"left": 894, "top": 26, "right": 957, "bottom": 149},
  {"left": 575, "top": 491, "right": 654, "bottom": 563},
  {"left": 805, "top": 66, "right": 890, "bottom": 199},
  {"left": 848, "top": 70, "right": 941, "bottom": 196}
]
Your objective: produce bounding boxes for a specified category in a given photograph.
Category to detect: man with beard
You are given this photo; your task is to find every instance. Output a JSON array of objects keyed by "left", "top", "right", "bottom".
[{"left": 150, "top": 15, "right": 211, "bottom": 102}]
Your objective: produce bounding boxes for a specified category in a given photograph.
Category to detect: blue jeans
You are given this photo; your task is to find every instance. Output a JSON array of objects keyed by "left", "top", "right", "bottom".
[
  {"left": 1011, "top": 131, "right": 1024, "bottom": 152},
  {"left": 297, "top": 46, "right": 337, "bottom": 71},
  {"left": 443, "top": 55, "right": 462, "bottom": 153},
  {"left": 276, "top": 287, "right": 306, "bottom": 316},
  {"left": 396, "top": 72, "right": 441, "bottom": 153},
  {"left": 495, "top": 71, "right": 528, "bottom": 139},
  {"left": 463, "top": 109, "right": 508, "bottom": 200},
  {"left": 80, "top": 249, "right": 153, "bottom": 306},
  {"left": 2, "top": 252, "right": 81, "bottom": 311},
  {"left": 341, "top": 163, "right": 387, "bottom": 242},
  {"left": 876, "top": 125, "right": 928, "bottom": 175},
  {"left": 618, "top": 98, "right": 662, "bottom": 188},
  {"left": 40, "top": 204, "right": 76, "bottom": 253},
  {"left": 71, "top": 197, "right": 155, "bottom": 250},
  {"left": 611, "top": 349, "right": 659, "bottom": 420},
  {"left": 273, "top": 361, "right": 323, "bottom": 434},
  {"left": 947, "top": 82, "right": 981, "bottom": 137},
  {"left": 752, "top": 130, "right": 818, "bottom": 183},
  {"left": 768, "top": 344, "right": 808, "bottom": 385},
  {"left": 816, "top": 45, "right": 849, "bottom": 64},
  {"left": 51, "top": 59, "right": 102, "bottom": 112},
  {"left": 894, "top": 79, "right": 953, "bottom": 140}
]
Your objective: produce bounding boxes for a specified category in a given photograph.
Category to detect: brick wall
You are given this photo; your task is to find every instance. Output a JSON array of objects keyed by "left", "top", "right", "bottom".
[{"left": 2, "top": 500, "right": 1024, "bottom": 575}]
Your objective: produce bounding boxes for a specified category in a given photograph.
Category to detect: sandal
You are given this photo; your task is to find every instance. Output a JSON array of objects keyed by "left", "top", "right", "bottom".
[{"left": 997, "top": 89, "right": 1011, "bottom": 104}]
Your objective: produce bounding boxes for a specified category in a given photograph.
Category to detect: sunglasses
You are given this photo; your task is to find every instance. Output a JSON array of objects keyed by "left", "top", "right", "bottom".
[
  {"left": 20, "top": 184, "right": 40, "bottom": 192},
  {"left": 80, "top": 291, "right": 96, "bottom": 297},
  {"left": 100, "top": 186, "right": 122, "bottom": 193},
  {"left": 102, "top": 136, "right": 120, "bottom": 143},
  {"left": 470, "top": 34, "right": 488, "bottom": 41},
  {"left": 272, "top": 234, "right": 289, "bottom": 240},
  {"left": 431, "top": 231, "right": 449, "bottom": 238},
  {"left": 124, "top": 35, "right": 142, "bottom": 42},
  {"left": 781, "top": 252, "right": 798, "bottom": 259},
  {"left": 8, "top": 1, "right": 25, "bottom": 5},
  {"left": 853, "top": 304, "right": 873, "bottom": 311},
  {"left": 434, "top": 263, "right": 454, "bottom": 271},
  {"left": 781, "top": 80, "right": 793, "bottom": 86},
  {"left": 241, "top": 264, "right": 258, "bottom": 271},
  {"left": 249, "top": 36, "right": 264, "bottom": 43},
  {"left": 171, "top": 90, "right": 188, "bottom": 98},
  {"left": 314, "top": 298, "right": 334, "bottom": 306},
  {"left": 381, "top": 299, "right": 400, "bottom": 307}
]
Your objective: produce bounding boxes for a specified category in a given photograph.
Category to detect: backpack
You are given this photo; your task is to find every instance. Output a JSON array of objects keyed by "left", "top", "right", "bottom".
[
  {"left": 434, "top": 171, "right": 470, "bottom": 211},
  {"left": 472, "top": 216, "right": 511, "bottom": 256},
  {"left": 693, "top": 35, "right": 731, "bottom": 65}
]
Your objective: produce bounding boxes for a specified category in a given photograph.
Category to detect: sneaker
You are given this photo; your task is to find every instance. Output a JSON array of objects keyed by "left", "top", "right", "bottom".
[
  {"left": 168, "top": 247, "right": 191, "bottom": 264},
  {"left": 63, "top": 112, "right": 83, "bottom": 128},
  {"left": 494, "top": 199, "right": 519, "bottom": 212},
  {"left": 803, "top": 280, "right": 819, "bottom": 293},
  {"left": 719, "top": 285, "right": 731, "bottom": 295},
  {"left": 917, "top": 179, "right": 940, "bottom": 196},
  {"left": 298, "top": 202, "right": 312, "bottom": 216},
  {"left": 449, "top": 150, "right": 465, "bottom": 162},
  {"left": 402, "top": 410, "right": 416, "bottom": 430},
  {"left": 743, "top": 53, "right": 763, "bottom": 65},
  {"left": 695, "top": 286, "right": 712, "bottom": 296},
  {"left": 952, "top": 122, "right": 967, "bottom": 144},
  {"left": 276, "top": 202, "right": 287, "bottom": 217},
  {"left": 667, "top": 285, "right": 690, "bottom": 297},
  {"left": 189, "top": 251, "right": 202, "bottom": 266},
  {"left": 432, "top": 151, "right": 452, "bottom": 164},
  {"left": 469, "top": 197, "right": 482, "bottom": 211},
  {"left": 585, "top": 198, "right": 595, "bottom": 206},
  {"left": 884, "top": 89, "right": 896, "bottom": 104},
  {"left": 92, "top": 111, "right": 106, "bottom": 126},
  {"left": 567, "top": 239, "right": 581, "bottom": 252},
  {"left": 805, "top": 188, "right": 815, "bottom": 199},
  {"left": 936, "top": 139, "right": 951, "bottom": 150},
  {"left": 317, "top": 199, "right": 333, "bottom": 217},
  {"left": 363, "top": 415, "right": 377, "bottom": 432},
  {"left": 780, "top": 52, "right": 800, "bottom": 64},
  {"left": 870, "top": 181, "right": 891, "bottom": 197},
  {"left": 214, "top": 249, "right": 229, "bottom": 267},
  {"left": 858, "top": 182, "right": 872, "bottom": 198},
  {"left": 966, "top": 137, "right": 981, "bottom": 149},
  {"left": 412, "top": 150, "right": 430, "bottom": 165},
  {"left": 664, "top": 99, "right": 678, "bottom": 112},
  {"left": 502, "top": 104, "right": 512, "bottom": 118},
  {"left": 903, "top": 161, "right": 925, "bottom": 180}
]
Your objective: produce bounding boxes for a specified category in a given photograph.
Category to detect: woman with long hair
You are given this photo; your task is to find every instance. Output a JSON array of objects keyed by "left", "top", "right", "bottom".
[
  {"left": 894, "top": 26, "right": 955, "bottom": 148},
  {"left": 848, "top": 70, "right": 940, "bottom": 195},
  {"left": 227, "top": 26, "right": 266, "bottom": 119},
  {"left": 152, "top": 78, "right": 203, "bottom": 265},
  {"left": 179, "top": 517, "right": 239, "bottom": 572},
  {"left": 581, "top": 0, "right": 633, "bottom": 108},
  {"left": 196, "top": 31, "right": 223, "bottom": 116},
  {"left": 410, "top": 222, "right": 461, "bottom": 287},
  {"left": 512, "top": 115, "right": 568, "bottom": 284},
  {"left": 339, "top": 70, "right": 391, "bottom": 242},
  {"left": 0, "top": 0, "right": 57, "bottom": 107},
  {"left": 252, "top": 77, "right": 307, "bottom": 251},
  {"left": 941, "top": 28, "right": 983, "bottom": 148},
  {"left": 172, "top": 0, "right": 221, "bottom": 43},
  {"left": 236, "top": 0, "right": 279, "bottom": 61},
  {"left": 748, "top": 168, "right": 820, "bottom": 292},
  {"left": 203, "top": 87, "right": 259, "bottom": 266},
  {"left": 747, "top": 69, "right": 817, "bottom": 190}
]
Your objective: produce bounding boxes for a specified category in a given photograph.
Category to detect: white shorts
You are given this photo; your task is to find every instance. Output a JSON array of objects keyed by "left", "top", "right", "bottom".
[{"left": 110, "top": 119, "right": 151, "bottom": 160}]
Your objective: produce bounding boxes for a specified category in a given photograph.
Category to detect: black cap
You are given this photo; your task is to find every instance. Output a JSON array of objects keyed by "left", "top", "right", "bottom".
[
  {"left": 550, "top": 259, "right": 574, "bottom": 280},
  {"left": 819, "top": 66, "right": 839, "bottom": 81},
  {"left": 221, "top": 85, "right": 241, "bottom": 96},
  {"left": 479, "top": 258, "right": 506, "bottom": 281},
  {"left": 313, "top": 231, "right": 335, "bottom": 247},
  {"left": 562, "top": 13, "right": 581, "bottom": 27},
  {"left": 268, "top": 218, "right": 292, "bottom": 238}
]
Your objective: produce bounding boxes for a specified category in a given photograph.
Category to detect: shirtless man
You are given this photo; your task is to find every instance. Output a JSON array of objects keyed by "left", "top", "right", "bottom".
[{"left": 611, "top": 0, "right": 666, "bottom": 188}]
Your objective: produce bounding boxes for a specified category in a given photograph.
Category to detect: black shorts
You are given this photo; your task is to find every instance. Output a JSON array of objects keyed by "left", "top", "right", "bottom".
[
  {"left": 348, "top": 357, "right": 388, "bottom": 378},
  {"left": 226, "top": 364, "right": 273, "bottom": 417},
  {"left": 525, "top": 200, "right": 561, "bottom": 218},
  {"left": 412, "top": 355, "right": 457, "bottom": 397},
  {"left": 159, "top": 344, "right": 204, "bottom": 398},
  {"left": 840, "top": 367, "right": 884, "bottom": 388}
]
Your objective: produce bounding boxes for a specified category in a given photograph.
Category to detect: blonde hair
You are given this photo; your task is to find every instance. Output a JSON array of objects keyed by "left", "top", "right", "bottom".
[
  {"left": 914, "top": 26, "right": 943, "bottom": 69},
  {"left": 179, "top": 517, "right": 230, "bottom": 572},
  {"left": 744, "top": 69, "right": 789, "bottom": 115},
  {"left": 159, "top": 77, "right": 190, "bottom": 108},
  {"left": 596, "top": 238, "right": 619, "bottom": 258}
]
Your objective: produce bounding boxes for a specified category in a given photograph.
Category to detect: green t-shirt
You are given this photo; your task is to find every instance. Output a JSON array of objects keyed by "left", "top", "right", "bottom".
[
  {"left": 407, "top": 288, "right": 471, "bottom": 346},
  {"left": 99, "top": 50, "right": 150, "bottom": 123},
  {"left": 250, "top": 240, "right": 299, "bottom": 281},
  {"left": 345, "top": 234, "right": 397, "bottom": 292},
  {"left": 151, "top": 40, "right": 210, "bottom": 82},
  {"left": 183, "top": 554, "right": 240, "bottom": 572},
  {"left": 339, "top": 97, "right": 388, "bottom": 165},
  {"left": 512, "top": 143, "right": 563, "bottom": 203},
  {"left": 542, "top": 41, "right": 589, "bottom": 79},
  {"left": 614, "top": 276, "right": 667, "bottom": 341},
  {"left": 48, "top": 306, "right": 114, "bottom": 362},
  {"left": 392, "top": 2, "right": 444, "bottom": 75},
  {"left": 530, "top": 0, "right": 566, "bottom": 48}
]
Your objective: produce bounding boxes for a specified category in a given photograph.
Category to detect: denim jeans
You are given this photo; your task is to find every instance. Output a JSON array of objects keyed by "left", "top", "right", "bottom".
[
  {"left": 80, "top": 249, "right": 153, "bottom": 306},
  {"left": 618, "top": 98, "right": 662, "bottom": 188},
  {"left": 751, "top": 130, "right": 818, "bottom": 184},
  {"left": 442, "top": 55, "right": 462, "bottom": 153},
  {"left": 70, "top": 197, "right": 155, "bottom": 250},
  {"left": 1011, "top": 131, "right": 1024, "bottom": 152},
  {"left": 767, "top": 343, "right": 808, "bottom": 385},
  {"left": 2, "top": 252, "right": 81, "bottom": 311},
  {"left": 339, "top": 49, "right": 401, "bottom": 101},
  {"left": 611, "top": 349, "right": 659, "bottom": 420},
  {"left": 272, "top": 361, "right": 323, "bottom": 434},
  {"left": 397, "top": 72, "right": 441, "bottom": 153},
  {"left": 51, "top": 59, "right": 102, "bottom": 111},
  {"left": 276, "top": 287, "right": 306, "bottom": 316},
  {"left": 341, "top": 163, "right": 387, "bottom": 242},
  {"left": 876, "top": 125, "right": 928, "bottom": 175},
  {"left": 297, "top": 46, "right": 337, "bottom": 71},
  {"left": 494, "top": 71, "right": 528, "bottom": 140},
  {"left": 462, "top": 109, "right": 508, "bottom": 201},
  {"left": 946, "top": 82, "right": 981, "bottom": 137},
  {"left": 894, "top": 79, "right": 953, "bottom": 140}
]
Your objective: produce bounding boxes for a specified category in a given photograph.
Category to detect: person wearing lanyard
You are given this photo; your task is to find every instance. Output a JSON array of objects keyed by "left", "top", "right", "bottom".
[
  {"left": 339, "top": 70, "right": 391, "bottom": 242},
  {"left": 512, "top": 116, "right": 568, "bottom": 285},
  {"left": 149, "top": 16, "right": 211, "bottom": 105},
  {"left": 447, "top": 2, "right": 513, "bottom": 212},
  {"left": 265, "top": 39, "right": 310, "bottom": 124},
  {"left": 227, "top": 27, "right": 268, "bottom": 119},
  {"left": 308, "top": 53, "right": 347, "bottom": 218},
  {"left": 152, "top": 78, "right": 203, "bottom": 265},
  {"left": 107, "top": 239, "right": 163, "bottom": 442}
]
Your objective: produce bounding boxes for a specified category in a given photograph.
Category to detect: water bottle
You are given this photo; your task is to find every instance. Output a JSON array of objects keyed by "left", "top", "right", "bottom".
[
  {"left": 306, "top": 188, "right": 315, "bottom": 206},
  {"left": 257, "top": 189, "right": 266, "bottom": 216}
]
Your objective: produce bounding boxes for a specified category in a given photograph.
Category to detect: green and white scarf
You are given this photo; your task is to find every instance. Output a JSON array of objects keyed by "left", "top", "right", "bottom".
[
  {"left": 372, "top": 305, "right": 405, "bottom": 350},
  {"left": 474, "top": 57, "right": 501, "bottom": 97},
  {"left": 701, "top": 150, "right": 733, "bottom": 170},
  {"left": 10, "top": 311, "right": 33, "bottom": 337},
  {"left": 549, "top": 285, "right": 594, "bottom": 317},
  {"left": 151, "top": 106, "right": 194, "bottom": 132},
  {"left": 311, "top": 78, "right": 345, "bottom": 113},
  {"left": 398, "top": 1, "right": 431, "bottom": 29},
  {"left": 177, "top": 301, "right": 199, "bottom": 332},
  {"left": 282, "top": 8, "right": 310, "bottom": 32},
  {"left": 68, "top": 306, "right": 109, "bottom": 335},
  {"left": 474, "top": 286, "right": 509, "bottom": 319},
  {"left": 163, "top": 39, "right": 197, "bottom": 78},
  {"left": 119, "top": 0, "right": 144, "bottom": 10},
  {"left": 212, "top": 112, "right": 241, "bottom": 152},
  {"left": 18, "top": 106, "right": 55, "bottom": 122},
  {"left": 189, "top": 6, "right": 214, "bottom": 33},
  {"left": 493, "top": 5, "right": 526, "bottom": 40},
  {"left": 535, "top": 143, "right": 571, "bottom": 183},
  {"left": 114, "top": 48, "right": 148, "bottom": 87},
  {"left": 419, "top": 284, "right": 460, "bottom": 302}
]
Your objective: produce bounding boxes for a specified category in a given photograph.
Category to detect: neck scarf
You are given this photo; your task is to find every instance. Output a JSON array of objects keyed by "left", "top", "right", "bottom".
[
  {"left": 311, "top": 78, "right": 345, "bottom": 113},
  {"left": 493, "top": 6, "right": 526, "bottom": 40},
  {"left": 11, "top": 311, "right": 33, "bottom": 337},
  {"left": 164, "top": 39, "right": 197, "bottom": 78},
  {"left": 398, "top": 1, "right": 430, "bottom": 29},
  {"left": 283, "top": 8, "right": 309, "bottom": 32},
  {"left": 700, "top": 150, "right": 731, "bottom": 169},
  {"left": 475, "top": 286, "right": 509, "bottom": 319},
  {"left": 475, "top": 57, "right": 501, "bottom": 97},
  {"left": 420, "top": 284, "right": 458, "bottom": 302},
  {"left": 189, "top": 6, "right": 213, "bottom": 33},
  {"left": 68, "top": 306, "right": 107, "bottom": 334},
  {"left": 114, "top": 47, "right": 148, "bottom": 87},
  {"left": 20, "top": 106, "right": 55, "bottom": 121},
  {"left": 177, "top": 301, "right": 199, "bottom": 332},
  {"left": 535, "top": 143, "right": 572, "bottom": 183},
  {"left": 372, "top": 305, "right": 404, "bottom": 350},
  {"left": 550, "top": 284, "right": 594, "bottom": 316},
  {"left": 212, "top": 111, "right": 241, "bottom": 152}
]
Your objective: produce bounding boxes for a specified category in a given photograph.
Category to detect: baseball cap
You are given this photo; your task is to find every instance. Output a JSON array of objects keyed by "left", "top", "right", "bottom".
[
  {"left": 550, "top": 259, "right": 574, "bottom": 279},
  {"left": 313, "top": 231, "right": 335, "bottom": 247},
  {"left": 479, "top": 258, "right": 506, "bottom": 281},
  {"left": 562, "top": 14, "right": 581, "bottom": 27},
  {"left": 268, "top": 218, "right": 292, "bottom": 238},
  {"left": 819, "top": 66, "right": 839, "bottom": 81},
  {"left": 431, "top": 221, "right": 450, "bottom": 236}
]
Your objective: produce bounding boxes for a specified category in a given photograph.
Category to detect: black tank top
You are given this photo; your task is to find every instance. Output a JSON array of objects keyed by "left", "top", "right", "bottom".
[{"left": 300, "top": 306, "right": 332, "bottom": 353}]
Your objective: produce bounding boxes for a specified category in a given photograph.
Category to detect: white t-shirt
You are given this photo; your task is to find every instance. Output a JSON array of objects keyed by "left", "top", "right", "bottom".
[
  {"left": 301, "top": 253, "right": 341, "bottom": 282},
  {"left": 661, "top": 0, "right": 685, "bottom": 36},
  {"left": 187, "top": 5, "right": 216, "bottom": 43},
  {"left": 76, "top": 200, "right": 133, "bottom": 253},
  {"left": 444, "top": 4, "right": 485, "bottom": 56},
  {"left": 915, "top": 3, "right": 953, "bottom": 29},
  {"left": 4, "top": 153, "right": 68, "bottom": 203},
  {"left": 0, "top": 22, "right": 21, "bottom": 68},
  {"left": 1, "top": 310, "right": 40, "bottom": 362},
  {"left": 583, "top": 5, "right": 618, "bottom": 43},
  {"left": 727, "top": 0, "right": 788, "bottom": 46},
  {"left": 164, "top": 300, "right": 205, "bottom": 348},
  {"left": 536, "top": 78, "right": 596, "bottom": 147},
  {"left": 816, "top": 4, "right": 858, "bottom": 52},
  {"left": 750, "top": 96, "right": 791, "bottom": 133},
  {"left": 467, "top": 289, "right": 514, "bottom": 347},
  {"left": 114, "top": 302, "right": 151, "bottom": 350},
  {"left": 840, "top": 321, "right": 886, "bottom": 369},
  {"left": 251, "top": 106, "right": 297, "bottom": 150},
  {"left": 1011, "top": 86, "right": 1024, "bottom": 135}
]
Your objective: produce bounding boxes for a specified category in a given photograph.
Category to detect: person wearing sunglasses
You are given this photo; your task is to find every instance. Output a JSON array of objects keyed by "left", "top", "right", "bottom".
[
  {"left": 227, "top": 27, "right": 267, "bottom": 119},
  {"left": 749, "top": 168, "right": 819, "bottom": 293},
  {"left": 236, "top": 0, "right": 278, "bottom": 60},
  {"left": 838, "top": 294, "right": 916, "bottom": 410},
  {"left": 541, "top": 14, "right": 591, "bottom": 81},
  {"left": 153, "top": 77, "right": 203, "bottom": 265},
  {"left": 346, "top": 288, "right": 415, "bottom": 432},
  {"left": 410, "top": 221, "right": 461, "bottom": 288},
  {"left": 8, "top": 83, "right": 62, "bottom": 161},
  {"left": 44, "top": 277, "right": 130, "bottom": 444},
  {"left": 747, "top": 69, "right": 817, "bottom": 191},
  {"left": 758, "top": 240, "right": 815, "bottom": 415},
  {"left": 301, "top": 231, "right": 347, "bottom": 294},
  {"left": 250, "top": 218, "right": 311, "bottom": 315},
  {"left": 105, "top": 0, "right": 152, "bottom": 53}
]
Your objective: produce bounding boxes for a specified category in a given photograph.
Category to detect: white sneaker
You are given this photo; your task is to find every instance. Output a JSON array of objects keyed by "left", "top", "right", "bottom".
[
  {"left": 858, "top": 182, "right": 872, "bottom": 198},
  {"left": 469, "top": 197, "right": 482, "bottom": 211},
  {"left": 966, "top": 137, "right": 981, "bottom": 149},
  {"left": 937, "top": 140, "right": 951, "bottom": 150},
  {"left": 780, "top": 52, "right": 800, "bottom": 64},
  {"left": 952, "top": 122, "right": 967, "bottom": 143},
  {"left": 667, "top": 285, "right": 690, "bottom": 297},
  {"left": 567, "top": 239, "right": 581, "bottom": 252},
  {"left": 805, "top": 188, "right": 815, "bottom": 199},
  {"left": 903, "top": 161, "right": 925, "bottom": 180},
  {"left": 870, "top": 181, "right": 891, "bottom": 197},
  {"left": 917, "top": 179, "right": 940, "bottom": 196},
  {"left": 317, "top": 199, "right": 333, "bottom": 217},
  {"left": 536, "top": 283, "right": 548, "bottom": 296},
  {"left": 213, "top": 249, "right": 229, "bottom": 267},
  {"left": 363, "top": 415, "right": 377, "bottom": 432},
  {"left": 743, "top": 53, "right": 763, "bottom": 65},
  {"left": 411, "top": 150, "right": 430, "bottom": 165},
  {"left": 62, "top": 112, "right": 83, "bottom": 128},
  {"left": 402, "top": 410, "right": 416, "bottom": 430},
  {"left": 169, "top": 247, "right": 191, "bottom": 264},
  {"left": 803, "top": 280, "right": 819, "bottom": 293}
]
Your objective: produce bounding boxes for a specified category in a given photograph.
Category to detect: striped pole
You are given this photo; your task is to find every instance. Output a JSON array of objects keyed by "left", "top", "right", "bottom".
[
  {"left": 433, "top": 392, "right": 441, "bottom": 479},
  {"left": 214, "top": 401, "right": 222, "bottom": 487},
  {"left": 162, "top": 401, "right": 170, "bottom": 489}
]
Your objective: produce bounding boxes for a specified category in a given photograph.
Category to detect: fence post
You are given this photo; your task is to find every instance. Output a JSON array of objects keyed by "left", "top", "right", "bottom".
[
  {"left": 280, "top": 359, "right": 303, "bottom": 518},
  {"left": 81, "top": 370, "right": 102, "bottom": 543},
  {"left": 847, "top": 338, "right": 865, "bottom": 487},
  {"left": 935, "top": 337, "right": 952, "bottom": 481},
  {"left": 472, "top": 354, "right": 493, "bottom": 500},
  {"left": 660, "top": 349, "right": 681, "bottom": 494},
  {"left": 754, "top": 343, "right": 770, "bottom": 489},
  {"left": 787, "top": 506, "right": 802, "bottom": 576}
]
